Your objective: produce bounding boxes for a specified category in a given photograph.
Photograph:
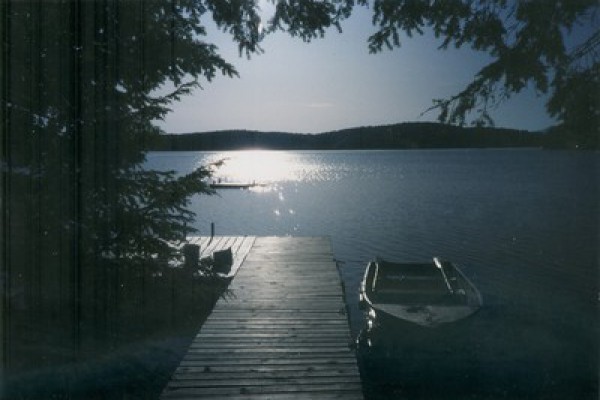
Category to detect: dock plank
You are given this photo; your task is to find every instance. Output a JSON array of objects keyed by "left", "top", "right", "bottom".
[{"left": 161, "top": 237, "right": 363, "bottom": 399}]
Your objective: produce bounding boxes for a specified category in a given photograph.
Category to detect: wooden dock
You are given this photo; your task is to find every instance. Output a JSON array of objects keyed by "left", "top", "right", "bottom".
[{"left": 161, "top": 236, "right": 363, "bottom": 399}]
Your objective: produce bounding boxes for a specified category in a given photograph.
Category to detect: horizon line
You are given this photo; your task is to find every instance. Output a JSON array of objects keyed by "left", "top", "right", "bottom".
[{"left": 163, "top": 120, "right": 546, "bottom": 136}]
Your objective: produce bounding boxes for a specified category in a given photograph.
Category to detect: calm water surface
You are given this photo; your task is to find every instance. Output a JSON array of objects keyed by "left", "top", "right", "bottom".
[{"left": 146, "top": 149, "right": 598, "bottom": 399}]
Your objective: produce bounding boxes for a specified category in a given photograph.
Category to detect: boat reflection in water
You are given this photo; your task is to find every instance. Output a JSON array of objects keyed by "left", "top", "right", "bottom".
[{"left": 356, "top": 257, "right": 483, "bottom": 399}]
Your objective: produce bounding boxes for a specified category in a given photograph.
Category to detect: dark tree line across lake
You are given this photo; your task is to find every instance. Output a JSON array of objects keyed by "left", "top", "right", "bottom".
[{"left": 152, "top": 122, "right": 574, "bottom": 151}]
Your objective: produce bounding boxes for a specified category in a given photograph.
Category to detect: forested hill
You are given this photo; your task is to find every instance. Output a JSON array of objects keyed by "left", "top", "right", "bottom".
[{"left": 151, "top": 122, "right": 542, "bottom": 151}]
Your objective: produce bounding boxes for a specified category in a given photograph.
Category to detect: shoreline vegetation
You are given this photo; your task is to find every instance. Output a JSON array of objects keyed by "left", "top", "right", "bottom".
[{"left": 151, "top": 122, "right": 590, "bottom": 151}]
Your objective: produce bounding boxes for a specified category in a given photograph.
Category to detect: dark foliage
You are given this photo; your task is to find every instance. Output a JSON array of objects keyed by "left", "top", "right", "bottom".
[
  {"left": 365, "top": 0, "right": 599, "bottom": 148},
  {"left": 153, "top": 122, "right": 540, "bottom": 151},
  {"left": 2, "top": 1, "right": 253, "bottom": 396}
]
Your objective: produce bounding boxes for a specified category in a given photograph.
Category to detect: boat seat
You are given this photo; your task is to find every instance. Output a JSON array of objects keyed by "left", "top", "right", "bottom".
[{"left": 373, "top": 276, "right": 449, "bottom": 295}]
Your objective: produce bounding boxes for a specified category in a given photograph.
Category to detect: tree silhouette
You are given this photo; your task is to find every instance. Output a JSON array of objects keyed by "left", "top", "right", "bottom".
[
  {"left": 1, "top": 0, "right": 262, "bottom": 394},
  {"left": 362, "top": 0, "right": 599, "bottom": 148}
]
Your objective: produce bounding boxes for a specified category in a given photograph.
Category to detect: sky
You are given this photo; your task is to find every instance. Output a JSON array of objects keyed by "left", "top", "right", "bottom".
[{"left": 155, "top": 5, "right": 558, "bottom": 135}]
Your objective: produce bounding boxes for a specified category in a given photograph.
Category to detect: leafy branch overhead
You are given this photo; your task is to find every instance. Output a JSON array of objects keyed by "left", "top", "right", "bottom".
[
  {"left": 213, "top": 0, "right": 596, "bottom": 146},
  {"left": 362, "top": 0, "right": 599, "bottom": 145}
]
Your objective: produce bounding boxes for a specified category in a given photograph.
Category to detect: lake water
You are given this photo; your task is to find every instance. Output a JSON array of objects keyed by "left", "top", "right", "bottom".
[{"left": 146, "top": 149, "right": 598, "bottom": 399}]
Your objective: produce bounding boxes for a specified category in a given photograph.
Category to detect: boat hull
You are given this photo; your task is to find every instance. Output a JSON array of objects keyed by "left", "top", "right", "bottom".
[{"left": 360, "top": 258, "right": 482, "bottom": 329}]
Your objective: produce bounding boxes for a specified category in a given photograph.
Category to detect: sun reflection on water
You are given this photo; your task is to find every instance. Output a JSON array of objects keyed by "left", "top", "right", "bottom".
[{"left": 201, "top": 150, "right": 308, "bottom": 185}]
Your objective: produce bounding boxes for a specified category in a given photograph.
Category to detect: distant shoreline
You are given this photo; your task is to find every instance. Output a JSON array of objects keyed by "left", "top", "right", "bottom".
[{"left": 150, "top": 122, "right": 550, "bottom": 151}]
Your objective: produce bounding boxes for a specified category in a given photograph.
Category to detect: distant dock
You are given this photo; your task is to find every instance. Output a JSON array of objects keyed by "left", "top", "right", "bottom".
[
  {"left": 161, "top": 236, "right": 363, "bottom": 399},
  {"left": 209, "top": 182, "right": 266, "bottom": 189}
]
